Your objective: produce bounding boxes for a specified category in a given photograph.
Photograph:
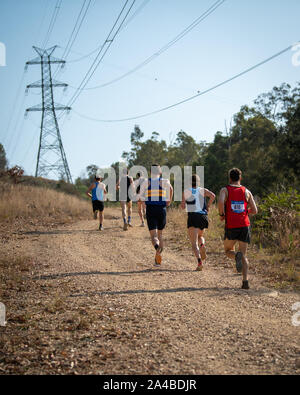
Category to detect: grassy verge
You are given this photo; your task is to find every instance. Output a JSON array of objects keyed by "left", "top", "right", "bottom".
[{"left": 0, "top": 181, "right": 91, "bottom": 226}]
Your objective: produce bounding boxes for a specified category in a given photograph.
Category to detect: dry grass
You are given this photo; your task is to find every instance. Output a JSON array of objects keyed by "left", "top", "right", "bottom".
[
  {"left": 0, "top": 181, "right": 91, "bottom": 223},
  {"left": 255, "top": 207, "right": 299, "bottom": 252}
]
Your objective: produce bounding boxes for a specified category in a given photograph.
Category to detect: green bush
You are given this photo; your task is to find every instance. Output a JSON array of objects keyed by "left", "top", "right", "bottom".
[{"left": 253, "top": 189, "right": 300, "bottom": 251}]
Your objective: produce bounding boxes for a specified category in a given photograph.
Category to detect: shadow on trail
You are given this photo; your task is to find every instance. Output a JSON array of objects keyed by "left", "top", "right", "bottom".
[
  {"left": 21, "top": 227, "right": 119, "bottom": 235},
  {"left": 70, "top": 286, "right": 275, "bottom": 298},
  {"left": 34, "top": 268, "right": 194, "bottom": 280},
  {"left": 71, "top": 287, "right": 216, "bottom": 297}
]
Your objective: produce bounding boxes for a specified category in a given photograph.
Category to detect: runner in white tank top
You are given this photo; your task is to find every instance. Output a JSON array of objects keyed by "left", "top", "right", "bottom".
[{"left": 181, "top": 174, "right": 215, "bottom": 271}]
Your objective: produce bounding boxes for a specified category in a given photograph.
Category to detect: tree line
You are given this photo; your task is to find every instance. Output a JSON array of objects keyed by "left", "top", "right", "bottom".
[
  {"left": 1, "top": 81, "right": 298, "bottom": 199},
  {"left": 78, "top": 82, "right": 299, "bottom": 198}
]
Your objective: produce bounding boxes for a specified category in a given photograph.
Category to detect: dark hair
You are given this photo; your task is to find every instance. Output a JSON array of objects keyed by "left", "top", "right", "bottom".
[
  {"left": 95, "top": 176, "right": 101, "bottom": 181},
  {"left": 151, "top": 164, "right": 161, "bottom": 176},
  {"left": 191, "top": 174, "right": 200, "bottom": 188},
  {"left": 137, "top": 172, "right": 141, "bottom": 178},
  {"left": 229, "top": 168, "right": 242, "bottom": 182}
]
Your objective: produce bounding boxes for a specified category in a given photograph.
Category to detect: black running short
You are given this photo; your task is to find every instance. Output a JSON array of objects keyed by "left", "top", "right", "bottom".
[
  {"left": 187, "top": 213, "right": 208, "bottom": 230},
  {"left": 224, "top": 226, "right": 251, "bottom": 244},
  {"left": 92, "top": 200, "right": 104, "bottom": 212},
  {"left": 146, "top": 205, "right": 167, "bottom": 231}
]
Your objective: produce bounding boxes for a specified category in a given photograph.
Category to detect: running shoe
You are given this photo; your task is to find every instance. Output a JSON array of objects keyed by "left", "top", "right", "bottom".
[
  {"left": 93, "top": 210, "right": 98, "bottom": 220},
  {"left": 123, "top": 223, "right": 128, "bottom": 231},
  {"left": 242, "top": 280, "right": 250, "bottom": 290},
  {"left": 99, "top": 224, "right": 103, "bottom": 231},
  {"left": 140, "top": 222, "right": 145, "bottom": 227},
  {"left": 154, "top": 248, "right": 162, "bottom": 266},
  {"left": 196, "top": 261, "right": 203, "bottom": 271},
  {"left": 128, "top": 223, "right": 133, "bottom": 228},
  {"left": 235, "top": 252, "right": 243, "bottom": 273},
  {"left": 196, "top": 259, "right": 203, "bottom": 272}
]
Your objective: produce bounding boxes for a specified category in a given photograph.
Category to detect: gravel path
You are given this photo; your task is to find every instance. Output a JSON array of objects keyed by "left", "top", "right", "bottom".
[{"left": 2, "top": 208, "right": 300, "bottom": 374}]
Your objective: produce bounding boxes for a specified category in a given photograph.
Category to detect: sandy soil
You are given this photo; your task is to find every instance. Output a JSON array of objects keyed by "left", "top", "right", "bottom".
[{"left": 1, "top": 207, "right": 300, "bottom": 375}]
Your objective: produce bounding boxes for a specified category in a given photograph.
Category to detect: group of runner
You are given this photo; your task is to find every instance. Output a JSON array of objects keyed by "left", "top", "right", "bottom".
[{"left": 86, "top": 165, "right": 258, "bottom": 289}]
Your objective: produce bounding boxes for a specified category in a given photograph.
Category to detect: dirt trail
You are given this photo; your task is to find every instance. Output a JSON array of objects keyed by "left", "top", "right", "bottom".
[{"left": 3, "top": 208, "right": 300, "bottom": 374}]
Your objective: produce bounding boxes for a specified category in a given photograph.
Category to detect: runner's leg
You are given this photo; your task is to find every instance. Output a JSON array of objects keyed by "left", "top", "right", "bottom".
[
  {"left": 224, "top": 238, "right": 245, "bottom": 274},
  {"left": 188, "top": 227, "right": 201, "bottom": 260},
  {"left": 99, "top": 210, "right": 104, "bottom": 228},
  {"left": 127, "top": 201, "right": 133, "bottom": 226},
  {"left": 150, "top": 229, "right": 159, "bottom": 248},
  {"left": 92, "top": 201, "right": 97, "bottom": 219},
  {"left": 188, "top": 227, "right": 203, "bottom": 270},
  {"left": 238, "top": 241, "right": 249, "bottom": 282},
  {"left": 157, "top": 229, "right": 164, "bottom": 252},
  {"left": 224, "top": 239, "right": 237, "bottom": 260},
  {"left": 142, "top": 201, "right": 146, "bottom": 217},
  {"left": 154, "top": 229, "right": 163, "bottom": 265},
  {"left": 198, "top": 229, "right": 206, "bottom": 260},
  {"left": 121, "top": 201, "right": 127, "bottom": 220},
  {"left": 138, "top": 201, "right": 145, "bottom": 224},
  {"left": 121, "top": 202, "right": 128, "bottom": 230}
]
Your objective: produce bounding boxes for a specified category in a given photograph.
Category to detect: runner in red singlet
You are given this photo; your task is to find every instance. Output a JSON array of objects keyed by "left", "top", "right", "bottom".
[{"left": 218, "top": 168, "right": 258, "bottom": 289}]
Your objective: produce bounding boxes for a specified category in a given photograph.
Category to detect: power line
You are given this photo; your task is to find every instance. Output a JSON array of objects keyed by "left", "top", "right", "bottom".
[
  {"left": 11, "top": 1, "right": 90, "bottom": 170},
  {"left": 26, "top": 46, "right": 73, "bottom": 183},
  {"left": 7, "top": 94, "right": 26, "bottom": 155},
  {"left": 3, "top": 0, "right": 52, "bottom": 149},
  {"left": 5, "top": 0, "right": 62, "bottom": 167},
  {"left": 2, "top": 72, "right": 26, "bottom": 147},
  {"left": 37, "top": 0, "right": 52, "bottom": 47},
  {"left": 62, "top": 0, "right": 137, "bottom": 111},
  {"left": 117, "top": 0, "right": 150, "bottom": 33},
  {"left": 82, "top": 0, "right": 226, "bottom": 90},
  {"left": 71, "top": 43, "right": 295, "bottom": 123},
  {"left": 67, "top": 0, "right": 151, "bottom": 64},
  {"left": 42, "top": 0, "right": 63, "bottom": 48},
  {"left": 19, "top": 119, "right": 40, "bottom": 169},
  {"left": 52, "top": 0, "right": 93, "bottom": 78},
  {"left": 60, "top": 0, "right": 92, "bottom": 61},
  {"left": 8, "top": 113, "right": 26, "bottom": 160}
]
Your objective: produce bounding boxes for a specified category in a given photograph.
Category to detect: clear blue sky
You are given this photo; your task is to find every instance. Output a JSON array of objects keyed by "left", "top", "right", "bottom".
[{"left": 0, "top": 0, "right": 299, "bottom": 180}]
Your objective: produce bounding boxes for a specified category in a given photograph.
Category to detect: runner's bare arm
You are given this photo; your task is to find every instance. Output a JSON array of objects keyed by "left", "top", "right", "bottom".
[
  {"left": 86, "top": 183, "right": 94, "bottom": 198},
  {"left": 247, "top": 191, "right": 258, "bottom": 215},
  {"left": 204, "top": 189, "right": 216, "bottom": 211},
  {"left": 218, "top": 187, "right": 228, "bottom": 220},
  {"left": 166, "top": 181, "right": 173, "bottom": 207}
]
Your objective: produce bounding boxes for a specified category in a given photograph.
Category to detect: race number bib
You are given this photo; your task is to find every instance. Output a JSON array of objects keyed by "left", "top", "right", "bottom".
[{"left": 231, "top": 201, "right": 245, "bottom": 213}]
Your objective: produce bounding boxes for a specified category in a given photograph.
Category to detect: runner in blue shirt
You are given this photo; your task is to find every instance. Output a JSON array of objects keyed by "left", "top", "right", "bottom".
[{"left": 86, "top": 175, "right": 107, "bottom": 231}]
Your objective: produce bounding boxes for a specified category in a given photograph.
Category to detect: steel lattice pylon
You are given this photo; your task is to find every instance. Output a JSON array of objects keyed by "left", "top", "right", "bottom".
[{"left": 25, "top": 46, "right": 72, "bottom": 183}]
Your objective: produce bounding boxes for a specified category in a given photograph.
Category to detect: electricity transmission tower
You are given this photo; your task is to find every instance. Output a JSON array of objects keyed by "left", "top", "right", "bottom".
[{"left": 25, "top": 46, "right": 72, "bottom": 183}]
